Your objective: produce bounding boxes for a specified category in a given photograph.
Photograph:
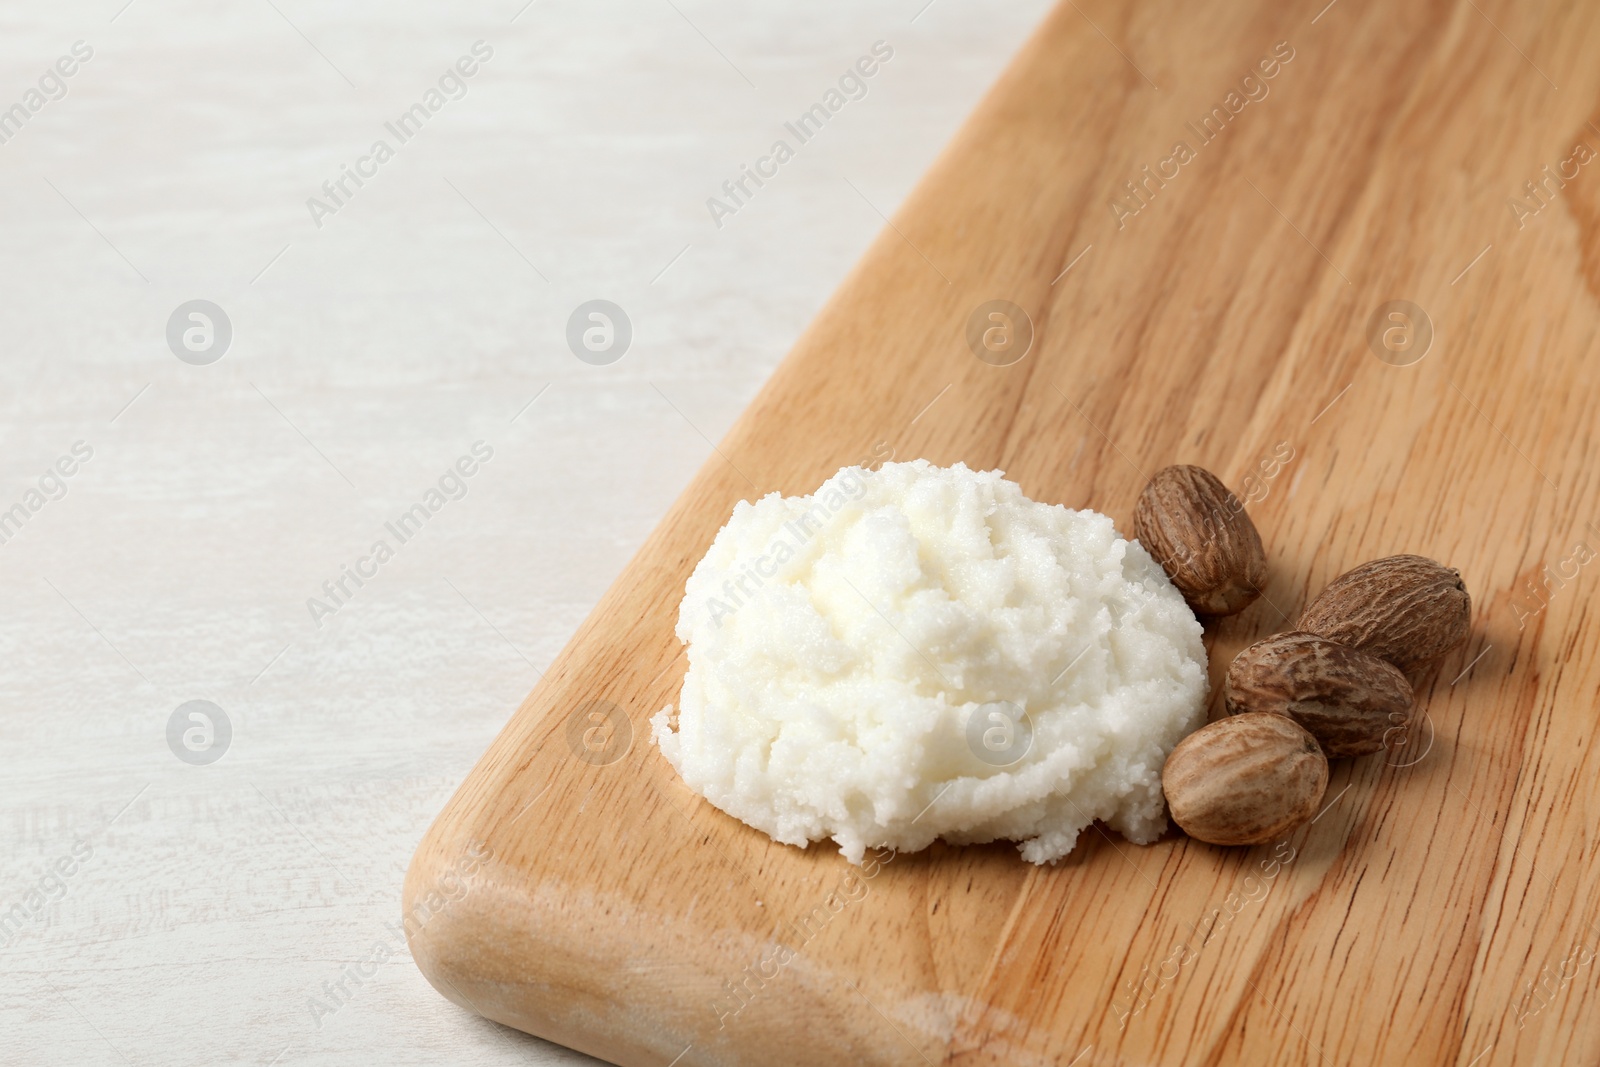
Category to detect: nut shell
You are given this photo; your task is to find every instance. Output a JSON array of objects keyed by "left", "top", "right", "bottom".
[
  {"left": 1225, "top": 632, "right": 1413, "bottom": 757},
  {"left": 1297, "top": 555, "right": 1471, "bottom": 673},
  {"left": 1134, "top": 465, "right": 1267, "bottom": 616},
  {"left": 1162, "top": 712, "right": 1328, "bottom": 846}
]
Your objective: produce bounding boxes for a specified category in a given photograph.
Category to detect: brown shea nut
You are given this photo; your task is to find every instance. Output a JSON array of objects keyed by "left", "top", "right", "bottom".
[
  {"left": 1162, "top": 712, "right": 1328, "bottom": 846},
  {"left": 1134, "top": 465, "right": 1267, "bottom": 617},
  {"left": 1225, "top": 632, "right": 1413, "bottom": 758},
  {"left": 1296, "top": 554, "right": 1471, "bottom": 673}
]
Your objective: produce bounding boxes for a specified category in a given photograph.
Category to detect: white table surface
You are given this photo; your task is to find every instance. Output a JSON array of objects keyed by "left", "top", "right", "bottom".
[{"left": 0, "top": 2, "right": 1052, "bottom": 1063}]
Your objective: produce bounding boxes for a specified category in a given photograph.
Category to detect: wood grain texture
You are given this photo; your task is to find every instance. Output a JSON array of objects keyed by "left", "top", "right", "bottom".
[{"left": 406, "top": 1, "right": 1600, "bottom": 1063}]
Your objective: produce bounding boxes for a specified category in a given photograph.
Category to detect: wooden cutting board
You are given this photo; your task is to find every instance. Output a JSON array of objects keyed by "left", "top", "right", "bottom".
[{"left": 406, "top": 1, "right": 1600, "bottom": 1063}]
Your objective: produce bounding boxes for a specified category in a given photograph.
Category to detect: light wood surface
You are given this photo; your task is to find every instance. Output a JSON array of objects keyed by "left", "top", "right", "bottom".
[{"left": 406, "top": 1, "right": 1600, "bottom": 1063}]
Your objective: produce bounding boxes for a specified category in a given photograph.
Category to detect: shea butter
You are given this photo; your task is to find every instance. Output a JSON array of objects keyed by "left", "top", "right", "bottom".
[{"left": 651, "top": 460, "right": 1206, "bottom": 864}]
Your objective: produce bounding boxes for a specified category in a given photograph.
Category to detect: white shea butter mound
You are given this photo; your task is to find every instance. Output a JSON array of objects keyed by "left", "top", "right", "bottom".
[{"left": 650, "top": 460, "right": 1207, "bottom": 865}]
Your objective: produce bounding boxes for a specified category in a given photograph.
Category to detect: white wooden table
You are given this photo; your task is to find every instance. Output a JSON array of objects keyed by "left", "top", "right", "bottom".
[{"left": 0, "top": 2, "right": 1049, "bottom": 1063}]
